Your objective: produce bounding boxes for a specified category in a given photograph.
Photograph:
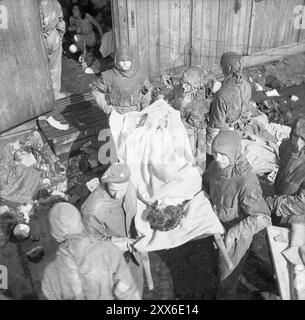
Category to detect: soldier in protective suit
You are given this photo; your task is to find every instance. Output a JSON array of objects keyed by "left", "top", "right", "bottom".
[
  {"left": 206, "top": 52, "right": 252, "bottom": 161},
  {"left": 266, "top": 117, "right": 305, "bottom": 225},
  {"left": 41, "top": 202, "right": 140, "bottom": 300},
  {"left": 90, "top": 45, "right": 153, "bottom": 115},
  {"left": 81, "top": 162, "right": 144, "bottom": 297},
  {"left": 40, "top": 0, "right": 66, "bottom": 100},
  {"left": 203, "top": 131, "right": 272, "bottom": 299}
]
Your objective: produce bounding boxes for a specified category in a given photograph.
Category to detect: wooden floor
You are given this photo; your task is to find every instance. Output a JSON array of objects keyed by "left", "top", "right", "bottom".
[{"left": 61, "top": 56, "right": 97, "bottom": 95}]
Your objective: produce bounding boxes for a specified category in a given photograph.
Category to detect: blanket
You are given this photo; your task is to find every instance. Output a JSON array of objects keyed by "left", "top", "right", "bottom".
[{"left": 109, "top": 99, "right": 224, "bottom": 251}]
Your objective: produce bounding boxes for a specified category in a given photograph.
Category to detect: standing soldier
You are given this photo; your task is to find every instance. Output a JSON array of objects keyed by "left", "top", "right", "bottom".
[
  {"left": 91, "top": 45, "right": 153, "bottom": 115},
  {"left": 40, "top": 0, "right": 67, "bottom": 100},
  {"left": 206, "top": 52, "right": 252, "bottom": 165}
]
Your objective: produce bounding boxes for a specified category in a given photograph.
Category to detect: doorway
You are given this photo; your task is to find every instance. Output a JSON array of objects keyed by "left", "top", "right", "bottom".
[{"left": 59, "top": 0, "right": 115, "bottom": 95}]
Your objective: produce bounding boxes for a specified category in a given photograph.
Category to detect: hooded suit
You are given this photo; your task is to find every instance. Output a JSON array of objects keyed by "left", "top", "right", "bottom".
[
  {"left": 93, "top": 46, "right": 153, "bottom": 114},
  {"left": 266, "top": 117, "right": 305, "bottom": 224},
  {"left": 41, "top": 202, "right": 140, "bottom": 300},
  {"left": 203, "top": 131, "right": 271, "bottom": 297}
]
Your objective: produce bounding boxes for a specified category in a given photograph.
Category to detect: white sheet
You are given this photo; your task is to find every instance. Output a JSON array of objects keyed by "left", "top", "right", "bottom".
[{"left": 109, "top": 99, "right": 224, "bottom": 251}]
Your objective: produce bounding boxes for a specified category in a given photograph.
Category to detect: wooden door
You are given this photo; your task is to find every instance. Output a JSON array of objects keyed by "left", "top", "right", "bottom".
[{"left": 0, "top": 0, "right": 54, "bottom": 133}]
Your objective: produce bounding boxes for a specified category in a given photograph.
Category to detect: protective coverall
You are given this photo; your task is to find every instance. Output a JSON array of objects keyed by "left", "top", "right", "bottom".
[
  {"left": 40, "top": 0, "right": 66, "bottom": 99},
  {"left": 41, "top": 202, "right": 140, "bottom": 300},
  {"left": 203, "top": 131, "right": 271, "bottom": 299},
  {"left": 91, "top": 45, "right": 153, "bottom": 115},
  {"left": 266, "top": 117, "right": 305, "bottom": 224},
  {"left": 207, "top": 52, "right": 252, "bottom": 156},
  {"left": 81, "top": 182, "right": 144, "bottom": 297}
]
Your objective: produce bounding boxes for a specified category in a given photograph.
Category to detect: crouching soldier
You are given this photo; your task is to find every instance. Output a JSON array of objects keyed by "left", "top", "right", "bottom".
[
  {"left": 266, "top": 117, "right": 305, "bottom": 225},
  {"left": 90, "top": 45, "right": 153, "bottom": 115},
  {"left": 81, "top": 163, "right": 144, "bottom": 297},
  {"left": 42, "top": 202, "right": 140, "bottom": 300},
  {"left": 203, "top": 131, "right": 272, "bottom": 299}
]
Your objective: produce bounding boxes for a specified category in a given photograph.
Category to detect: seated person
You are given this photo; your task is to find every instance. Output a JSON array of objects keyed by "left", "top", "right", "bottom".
[
  {"left": 68, "top": 3, "right": 103, "bottom": 57},
  {"left": 81, "top": 163, "right": 144, "bottom": 297},
  {"left": 266, "top": 117, "right": 305, "bottom": 225},
  {"left": 90, "top": 45, "right": 153, "bottom": 115},
  {"left": 203, "top": 131, "right": 271, "bottom": 299},
  {"left": 41, "top": 201, "right": 140, "bottom": 300}
]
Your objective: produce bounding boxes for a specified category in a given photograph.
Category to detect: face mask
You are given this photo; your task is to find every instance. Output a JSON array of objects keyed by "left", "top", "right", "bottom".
[
  {"left": 107, "top": 182, "right": 129, "bottom": 199},
  {"left": 117, "top": 61, "right": 132, "bottom": 71},
  {"left": 213, "top": 152, "right": 230, "bottom": 169}
]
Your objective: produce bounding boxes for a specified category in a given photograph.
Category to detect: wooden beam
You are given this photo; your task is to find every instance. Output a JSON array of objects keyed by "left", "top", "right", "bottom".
[{"left": 242, "top": 41, "right": 305, "bottom": 68}]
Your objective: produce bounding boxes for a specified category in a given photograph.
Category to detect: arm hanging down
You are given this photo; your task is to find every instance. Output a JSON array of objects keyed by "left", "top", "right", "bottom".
[
  {"left": 86, "top": 13, "right": 104, "bottom": 38},
  {"left": 224, "top": 178, "right": 271, "bottom": 251},
  {"left": 140, "top": 79, "right": 154, "bottom": 109},
  {"left": 91, "top": 77, "right": 114, "bottom": 115},
  {"left": 206, "top": 96, "right": 227, "bottom": 154}
]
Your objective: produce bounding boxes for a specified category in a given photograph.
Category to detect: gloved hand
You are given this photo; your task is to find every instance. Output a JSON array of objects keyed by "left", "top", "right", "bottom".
[
  {"left": 223, "top": 227, "right": 239, "bottom": 252},
  {"left": 265, "top": 195, "right": 289, "bottom": 218},
  {"left": 103, "top": 104, "right": 114, "bottom": 115},
  {"left": 111, "top": 236, "right": 137, "bottom": 252}
]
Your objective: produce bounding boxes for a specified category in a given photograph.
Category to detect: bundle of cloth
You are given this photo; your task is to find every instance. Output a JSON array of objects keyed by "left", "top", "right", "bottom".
[
  {"left": 241, "top": 111, "right": 291, "bottom": 176},
  {"left": 109, "top": 99, "right": 224, "bottom": 252}
]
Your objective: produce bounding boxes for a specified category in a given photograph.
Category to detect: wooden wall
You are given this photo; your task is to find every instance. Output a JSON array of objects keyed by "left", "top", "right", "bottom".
[
  {"left": 112, "top": 0, "right": 305, "bottom": 77},
  {"left": 0, "top": 0, "right": 54, "bottom": 133},
  {"left": 113, "top": 0, "right": 192, "bottom": 77},
  {"left": 248, "top": 0, "right": 303, "bottom": 54},
  {"left": 191, "top": 0, "right": 253, "bottom": 68}
]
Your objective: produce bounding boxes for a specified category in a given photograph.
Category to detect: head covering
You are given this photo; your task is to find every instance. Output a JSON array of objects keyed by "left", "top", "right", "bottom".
[
  {"left": 101, "top": 162, "right": 131, "bottom": 184},
  {"left": 115, "top": 45, "right": 135, "bottom": 63},
  {"left": 291, "top": 117, "right": 305, "bottom": 141},
  {"left": 114, "top": 45, "right": 137, "bottom": 78},
  {"left": 182, "top": 66, "right": 206, "bottom": 89},
  {"left": 49, "top": 202, "right": 84, "bottom": 242},
  {"left": 220, "top": 51, "right": 243, "bottom": 80},
  {"left": 212, "top": 131, "right": 242, "bottom": 163}
]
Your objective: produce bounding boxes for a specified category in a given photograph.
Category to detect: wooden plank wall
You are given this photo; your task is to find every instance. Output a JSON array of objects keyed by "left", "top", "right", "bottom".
[
  {"left": 113, "top": 0, "right": 192, "bottom": 77},
  {"left": 0, "top": 0, "right": 54, "bottom": 133},
  {"left": 249, "top": 0, "right": 303, "bottom": 54},
  {"left": 192, "top": 0, "right": 252, "bottom": 68},
  {"left": 112, "top": 0, "right": 305, "bottom": 78}
]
